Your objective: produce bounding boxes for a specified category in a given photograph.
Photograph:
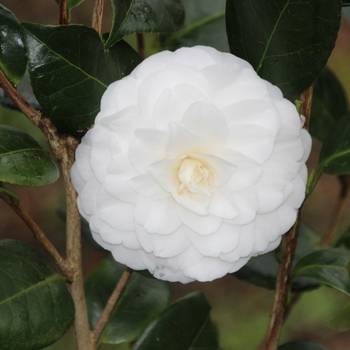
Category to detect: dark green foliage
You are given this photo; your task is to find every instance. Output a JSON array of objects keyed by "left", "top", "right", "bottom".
[
  {"left": 133, "top": 292, "right": 219, "bottom": 350},
  {"left": 310, "top": 67, "right": 348, "bottom": 142},
  {"left": 85, "top": 255, "right": 171, "bottom": 344},
  {"left": 22, "top": 23, "right": 141, "bottom": 137},
  {"left": 0, "top": 240, "right": 74, "bottom": 350},
  {"left": 0, "top": 125, "right": 59, "bottom": 186},
  {"left": 105, "top": 0, "right": 185, "bottom": 48},
  {"left": 226, "top": 0, "right": 342, "bottom": 101}
]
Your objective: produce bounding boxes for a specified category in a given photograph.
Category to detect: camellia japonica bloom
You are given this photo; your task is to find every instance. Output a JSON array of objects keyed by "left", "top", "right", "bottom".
[{"left": 71, "top": 46, "right": 311, "bottom": 283}]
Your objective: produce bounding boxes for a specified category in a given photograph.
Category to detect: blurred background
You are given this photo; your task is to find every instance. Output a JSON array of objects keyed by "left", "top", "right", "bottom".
[{"left": 1, "top": 1, "right": 350, "bottom": 349}]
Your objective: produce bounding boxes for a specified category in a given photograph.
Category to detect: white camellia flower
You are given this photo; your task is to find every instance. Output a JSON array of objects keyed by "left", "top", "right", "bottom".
[{"left": 71, "top": 46, "right": 311, "bottom": 283}]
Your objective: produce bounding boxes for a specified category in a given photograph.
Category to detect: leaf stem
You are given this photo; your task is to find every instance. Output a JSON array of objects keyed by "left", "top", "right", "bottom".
[
  {"left": 320, "top": 175, "right": 350, "bottom": 247},
  {"left": 0, "top": 189, "right": 72, "bottom": 277},
  {"left": 92, "top": 0, "right": 104, "bottom": 35},
  {"left": 91, "top": 267, "right": 133, "bottom": 345},
  {"left": 259, "top": 85, "right": 313, "bottom": 350},
  {"left": 59, "top": 0, "right": 69, "bottom": 25}
]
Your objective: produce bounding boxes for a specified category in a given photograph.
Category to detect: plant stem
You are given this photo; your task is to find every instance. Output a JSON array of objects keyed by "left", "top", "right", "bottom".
[
  {"left": 320, "top": 175, "right": 350, "bottom": 247},
  {"left": 59, "top": 0, "right": 69, "bottom": 25},
  {"left": 259, "top": 85, "right": 313, "bottom": 350},
  {"left": 61, "top": 137, "right": 95, "bottom": 350},
  {"left": 92, "top": 0, "right": 104, "bottom": 35},
  {"left": 0, "top": 190, "right": 72, "bottom": 277},
  {"left": 137, "top": 33, "right": 146, "bottom": 59},
  {"left": 259, "top": 211, "right": 302, "bottom": 350},
  {"left": 0, "top": 70, "right": 42, "bottom": 127},
  {"left": 0, "top": 69, "right": 94, "bottom": 349},
  {"left": 92, "top": 267, "right": 133, "bottom": 345}
]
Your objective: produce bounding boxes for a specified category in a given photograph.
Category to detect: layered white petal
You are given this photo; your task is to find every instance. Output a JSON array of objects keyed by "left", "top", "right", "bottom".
[{"left": 71, "top": 45, "right": 311, "bottom": 283}]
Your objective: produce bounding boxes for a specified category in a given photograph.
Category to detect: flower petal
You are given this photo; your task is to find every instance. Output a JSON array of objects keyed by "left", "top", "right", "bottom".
[
  {"left": 166, "top": 123, "right": 205, "bottom": 157},
  {"left": 177, "top": 205, "right": 222, "bottom": 234},
  {"left": 185, "top": 223, "right": 240, "bottom": 257},
  {"left": 129, "top": 173, "right": 171, "bottom": 200},
  {"left": 135, "top": 224, "right": 190, "bottom": 258},
  {"left": 226, "top": 124, "right": 274, "bottom": 163},
  {"left": 128, "top": 128, "right": 168, "bottom": 173},
  {"left": 192, "top": 153, "right": 237, "bottom": 187},
  {"left": 147, "top": 157, "right": 182, "bottom": 193},
  {"left": 99, "top": 199, "right": 135, "bottom": 232},
  {"left": 154, "top": 84, "right": 210, "bottom": 131},
  {"left": 134, "top": 196, "right": 182, "bottom": 234},
  {"left": 180, "top": 102, "right": 228, "bottom": 148}
]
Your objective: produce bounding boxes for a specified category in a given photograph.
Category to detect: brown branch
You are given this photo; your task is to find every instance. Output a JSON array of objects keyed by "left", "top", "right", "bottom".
[
  {"left": 137, "top": 33, "right": 146, "bottom": 60},
  {"left": 0, "top": 191, "right": 72, "bottom": 277},
  {"left": 92, "top": 0, "right": 104, "bottom": 35},
  {"left": 0, "top": 70, "right": 41, "bottom": 127},
  {"left": 259, "top": 212, "right": 302, "bottom": 350},
  {"left": 59, "top": 0, "right": 69, "bottom": 25},
  {"left": 259, "top": 85, "right": 313, "bottom": 350},
  {"left": 0, "top": 60, "right": 93, "bottom": 350},
  {"left": 92, "top": 267, "right": 133, "bottom": 345},
  {"left": 59, "top": 137, "right": 95, "bottom": 350},
  {"left": 301, "top": 84, "right": 314, "bottom": 129},
  {"left": 320, "top": 175, "right": 350, "bottom": 247}
]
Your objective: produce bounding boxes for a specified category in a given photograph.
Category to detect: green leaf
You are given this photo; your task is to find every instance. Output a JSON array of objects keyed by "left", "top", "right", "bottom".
[
  {"left": 0, "top": 125, "right": 59, "bottom": 186},
  {"left": 85, "top": 254, "right": 171, "bottom": 344},
  {"left": 317, "top": 112, "right": 350, "bottom": 175},
  {"left": 161, "top": 0, "right": 228, "bottom": 52},
  {"left": 226, "top": 0, "right": 342, "bottom": 102},
  {"left": 327, "top": 301, "right": 350, "bottom": 331},
  {"left": 105, "top": 0, "right": 185, "bottom": 48},
  {"left": 0, "top": 5, "right": 26, "bottom": 86},
  {"left": 53, "top": 0, "right": 86, "bottom": 12},
  {"left": 133, "top": 292, "right": 219, "bottom": 350},
  {"left": 310, "top": 67, "right": 348, "bottom": 142},
  {"left": 279, "top": 341, "right": 330, "bottom": 350},
  {"left": 308, "top": 112, "right": 350, "bottom": 193},
  {"left": 292, "top": 248, "right": 350, "bottom": 295},
  {"left": 234, "top": 223, "right": 320, "bottom": 292},
  {"left": 22, "top": 23, "right": 142, "bottom": 137},
  {"left": 0, "top": 239, "right": 75, "bottom": 350}
]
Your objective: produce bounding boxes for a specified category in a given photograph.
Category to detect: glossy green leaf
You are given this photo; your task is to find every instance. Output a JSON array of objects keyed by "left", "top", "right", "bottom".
[
  {"left": 279, "top": 341, "right": 330, "bottom": 350},
  {"left": 292, "top": 248, "right": 350, "bottom": 295},
  {"left": 234, "top": 223, "right": 320, "bottom": 291},
  {"left": 53, "top": 0, "right": 86, "bottom": 11},
  {"left": 162, "top": 0, "right": 228, "bottom": 52},
  {"left": 85, "top": 254, "right": 171, "bottom": 344},
  {"left": 317, "top": 112, "right": 350, "bottom": 175},
  {"left": 105, "top": 0, "right": 185, "bottom": 48},
  {"left": 327, "top": 301, "right": 350, "bottom": 331},
  {"left": 0, "top": 5, "right": 26, "bottom": 86},
  {"left": 0, "top": 239, "right": 75, "bottom": 350},
  {"left": 22, "top": 23, "right": 141, "bottom": 137},
  {"left": 308, "top": 112, "right": 350, "bottom": 193},
  {"left": 0, "top": 125, "right": 59, "bottom": 186},
  {"left": 310, "top": 67, "right": 348, "bottom": 142},
  {"left": 226, "top": 0, "right": 342, "bottom": 102},
  {"left": 133, "top": 292, "right": 218, "bottom": 350}
]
